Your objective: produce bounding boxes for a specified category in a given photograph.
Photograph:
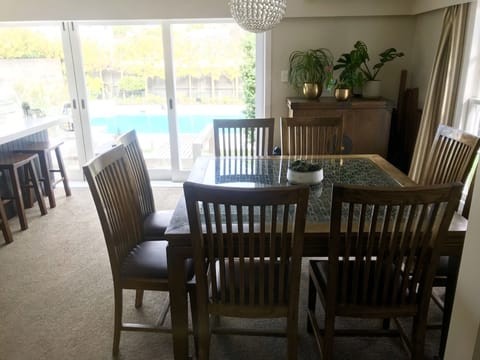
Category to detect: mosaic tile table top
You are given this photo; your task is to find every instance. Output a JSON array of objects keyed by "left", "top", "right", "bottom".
[
  {"left": 202, "top": 157, "right": 401, "bottom": 224},
  {"left": 167, "top": 155, "right": 417, "bottom": 235}
]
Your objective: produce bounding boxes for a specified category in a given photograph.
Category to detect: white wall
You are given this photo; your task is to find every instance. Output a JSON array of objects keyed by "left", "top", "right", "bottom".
[
  {"left": 0, "top": 0, "right": 414, "bottom": 22},
  {"left": 445, "top": 167, "right": 480, "bottom": 360},
  {"left": 409, "top": 9, "right": 444, "bottom": 107},
  {"left": 0, "top": 0, "right": 467, "bottom": 22}
]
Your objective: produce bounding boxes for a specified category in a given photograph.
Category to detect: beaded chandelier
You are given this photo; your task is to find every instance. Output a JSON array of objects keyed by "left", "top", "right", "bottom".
[{"left": 228, "top": 0, "right": 287, "bottom": 33}]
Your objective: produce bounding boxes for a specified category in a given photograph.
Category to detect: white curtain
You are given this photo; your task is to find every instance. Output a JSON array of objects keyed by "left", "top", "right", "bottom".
[{"left": 409, "top": 3, "right": 470, "bottom": 182}]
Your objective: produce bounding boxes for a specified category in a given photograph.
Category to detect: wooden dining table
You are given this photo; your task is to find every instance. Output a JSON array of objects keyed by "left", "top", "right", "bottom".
[{"left": 164, "top": 154, "right": 468, "bottom": 360}]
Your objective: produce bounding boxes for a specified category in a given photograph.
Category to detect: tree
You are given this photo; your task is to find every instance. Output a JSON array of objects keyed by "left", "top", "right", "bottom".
[{"left": 240, "top": 34, "right": 255, "bottom": 118}]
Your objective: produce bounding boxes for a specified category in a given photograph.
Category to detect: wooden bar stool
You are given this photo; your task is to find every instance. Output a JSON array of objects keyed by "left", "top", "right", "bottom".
[
  {"left": 0, "top": 153, "right": 48, "bottom": 230},
  {"left": 16, "top": 141, "right": 71, "bottom": 208},
  {"left": 0, "top": 199, "right": 13, "bottom": 243}
]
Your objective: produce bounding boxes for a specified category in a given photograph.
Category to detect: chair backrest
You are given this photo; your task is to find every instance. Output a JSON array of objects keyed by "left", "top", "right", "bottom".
[
  {"left": 118, "top": 129, "right": 155, "bottom": 217},
  {"left": 83, "top": 145, "right": 143, "bottom": 280},
  {"left": 280, "top": 116, "right": 344, "bottom": 156},
  {"left": 213, "top": 118, "right": 275, "bottom": 157},
  {"left": 327, "top": 183, "right": 462, "bottom": 311},
  {"left": 419, "top": 124, "right": 480, "bottom": 185},
  {"left": 184, "top": 182, "right": 309, "bottom": 317}
]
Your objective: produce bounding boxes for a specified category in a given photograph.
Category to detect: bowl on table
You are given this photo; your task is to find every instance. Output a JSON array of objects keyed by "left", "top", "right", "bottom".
[{"left": 286, "top": 160, "right": 324, "bottom": 185}]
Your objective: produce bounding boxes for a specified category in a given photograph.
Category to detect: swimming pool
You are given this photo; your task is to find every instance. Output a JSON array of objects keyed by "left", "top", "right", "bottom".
[{"left": 91, "top": 113, "right": 243, "bottom": 134}]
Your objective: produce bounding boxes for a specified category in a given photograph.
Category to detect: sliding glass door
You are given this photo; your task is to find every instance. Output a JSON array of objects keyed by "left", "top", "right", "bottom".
[
  {"left": 70, "top": 21, "right": 257, "bottom": 180},
  {"left": 75, "top": 24, "right": 172, "bottom": 175},
  {"left": 171, "top": 23, "right": 254, "bottom": 170},
  {"left": 0, "top": 20, "right": 262, "bottom": 181}
]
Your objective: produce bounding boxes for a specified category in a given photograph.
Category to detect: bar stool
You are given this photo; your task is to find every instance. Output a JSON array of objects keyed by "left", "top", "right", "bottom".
[
  {"left": 15, "top": 141, "right": 71, "bottom": 208},
  {"left": 0, "top": 153, "right": 48, "bottom": 230},
  {"left": 0, "top": 199, "right": 13, "bottom": 243}
]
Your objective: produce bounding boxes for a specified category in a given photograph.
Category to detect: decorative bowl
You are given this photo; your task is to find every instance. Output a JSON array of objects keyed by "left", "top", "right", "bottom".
[
  {"left": 287, "top": 159, "right": 324, "bottom": 185},
  {"left": 287, "top": 168, "right": 324, "bottom": 185}
]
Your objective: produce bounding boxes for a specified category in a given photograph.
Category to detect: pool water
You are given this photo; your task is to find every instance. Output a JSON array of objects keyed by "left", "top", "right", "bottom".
[{"left": 91, "top": 113, "right": 243, "bottom": 134}]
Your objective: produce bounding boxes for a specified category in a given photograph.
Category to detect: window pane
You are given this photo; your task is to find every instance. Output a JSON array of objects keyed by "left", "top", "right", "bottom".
[
  {"left": 171, "top": 23, "right": 255, "bottom": 169},
  {"left": 77, "top": 24, "right": 171, "bottom": 171},
  {"left": 0, "top": 25, "right": 76, "bottom": 173}
]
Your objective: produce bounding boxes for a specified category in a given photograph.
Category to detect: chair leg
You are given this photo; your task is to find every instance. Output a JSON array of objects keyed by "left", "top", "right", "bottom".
[
  {"left": 287, "top": 316, "right": 299, "bottom": 360},
  {"left": 189, "top": 288, "right": 199, "bottom": 359},
  {"left": 196, "top": 303, "right": 211, "bottom": 360},
  {"left": 25, "top": 161, "right": 47, "bottom": 216},
  {"left": 37, "top": 149, "right": 56, "bottom": 208},
  {"left": 322, "top": 313, "right": 335, "bottom": 360},
  {"left": 307, "top": 272, "right": 316, "bottom": 333},
  {"left": 113, "top": 287, "right": 123, "bottom": 356},
  {"left": 0, "top": 200, "right": 13, "bottom": 244},
  {"left": 9, "top": 166, "right": 28, "bottom": 230},
  {"left": 54, "top": 146, "right": 71, "bottom": 197},
  {"left": 411, "top": 311, "right": 428, "bottom": 360},
  {"left": 135, "top": 289, "right": 144, "bottom": 308}
]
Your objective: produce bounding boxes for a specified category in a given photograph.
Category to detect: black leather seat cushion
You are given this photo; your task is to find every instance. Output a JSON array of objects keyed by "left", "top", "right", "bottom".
[
  {"left": 121, "top": 240, "right": 194, "bottom": 280},
  {"left": 311, "top": 259, "right": 406, "bottom": 305},
  {"left": 143, "top": 210, "right": 174, "bottom": 240}
]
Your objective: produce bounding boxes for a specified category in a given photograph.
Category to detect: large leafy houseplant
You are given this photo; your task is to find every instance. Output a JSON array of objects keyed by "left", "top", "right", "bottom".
[
  {"left": 288, "top": 48, "right": 334, "bottom": 98},
  {"left": 333, "top": 51, "right": 364, "bottom": 90},
  {"left": 353, "top": 40, "right": 404, "bottom": 81},
  {"left": 334, "top": 41, "right": 404, "bottom": 98}
]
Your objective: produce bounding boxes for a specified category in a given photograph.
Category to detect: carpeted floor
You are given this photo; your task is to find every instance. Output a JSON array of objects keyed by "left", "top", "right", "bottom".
[{"left": 0, "top": 187, "right": 443, "bottom": 359}]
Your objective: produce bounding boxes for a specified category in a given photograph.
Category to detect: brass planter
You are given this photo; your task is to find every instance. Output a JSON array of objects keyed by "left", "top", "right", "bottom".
[
  {"left": 303, "top": 83, "right": 322, "bottom": 99},
  {"left": 334, "top": 88, "right": 351, "bottom": 101}
]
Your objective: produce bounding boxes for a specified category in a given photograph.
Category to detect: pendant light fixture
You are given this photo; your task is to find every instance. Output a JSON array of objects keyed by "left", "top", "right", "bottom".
[{"left": 228, "top": 0, "right": 287, "bottom": 33}]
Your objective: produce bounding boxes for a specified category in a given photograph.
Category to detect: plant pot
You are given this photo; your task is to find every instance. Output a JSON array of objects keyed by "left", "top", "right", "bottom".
[
  {"left": 334, "top": 88, "right": 351, "bottom": 101},
  {"left": 362, "top": 80, "right": 381, "bottom": 99},
  {"left": 303, "top": 83, "right": 322, "bottom": 99}
]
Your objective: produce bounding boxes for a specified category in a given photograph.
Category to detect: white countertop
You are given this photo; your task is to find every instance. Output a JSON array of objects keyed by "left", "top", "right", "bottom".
[{"left": 0, "top": 115, "right": 67, "bottom": 146}]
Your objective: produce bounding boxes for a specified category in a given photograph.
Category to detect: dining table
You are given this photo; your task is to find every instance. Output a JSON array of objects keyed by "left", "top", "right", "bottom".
[{"left": 164, "top": 154, "right": 468, "bottom": 360}]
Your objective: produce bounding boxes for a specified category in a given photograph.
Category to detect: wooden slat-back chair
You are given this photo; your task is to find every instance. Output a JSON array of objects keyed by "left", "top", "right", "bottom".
[
  {"left": 83, "top": 145, "right": 195, "bottom": 356},
  {"left": 213, "top": 118, "right": 275, "bottom": 157},
  {"left": 418, "top": 124, "right": 480, "bottom": 185},
  {"left": 307, "top": 183, "right": 462, "bottom": 360},
  {"left": 417, "top": 125, "right": 480, "bottom": 357},
  {"left": 118, "top": 130, "right": 173, "bottom": 240},
  {"left": 184, "top": 182, "right": 309, "bottom": 360},
  {"left": 280, "top": 116, "right": 344, "bottom": 156}
]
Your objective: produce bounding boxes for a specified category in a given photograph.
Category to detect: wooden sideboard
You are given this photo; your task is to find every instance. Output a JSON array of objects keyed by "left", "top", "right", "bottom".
[{"left": 286, "top": 97, "right": 393, "bottom": 158}]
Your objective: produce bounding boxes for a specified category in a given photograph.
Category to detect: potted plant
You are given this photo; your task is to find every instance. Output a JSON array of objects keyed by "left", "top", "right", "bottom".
[
  {"left": 288, "top": 48, "right": 334, "bottom": 99},
  {"left": 332, "top": 50, "right": 365, "bottom": 100},
  {"left": 347, "top": 41, "right": 404, "bottom": 98}
]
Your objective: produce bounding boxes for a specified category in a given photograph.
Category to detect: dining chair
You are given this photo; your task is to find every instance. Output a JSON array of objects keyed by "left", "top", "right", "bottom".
[
  {"left": 118, "top": 129, "right": 174, "bottom": 240},
  {"left": 306, "top": 183, "right": 462, "bottom": 359},
  {"left": 184, "top": 181, "right": 309, "bottom": 360},
  {"left": 83, "top": 144, "right": 196, "bottom": 356},
  {"left": 213, "top": 118, "right": 275, "bottom": 156},
  {"left": 418, "top": 124, "right": 480, "bottom": 185},
  {"left": 417, "top": 124, "right": 480, "bottom": 357},
  {"left": 280, "top": 116, "right": 344, "bottom": 156}
]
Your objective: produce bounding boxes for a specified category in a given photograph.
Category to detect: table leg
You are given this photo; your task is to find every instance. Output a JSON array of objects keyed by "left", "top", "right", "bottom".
[
  {"left": 439, "top": 255, "right": 461, "bottom": 359},
  {"left": 168, "top": 245, "right": 191, "bottom": 360}
]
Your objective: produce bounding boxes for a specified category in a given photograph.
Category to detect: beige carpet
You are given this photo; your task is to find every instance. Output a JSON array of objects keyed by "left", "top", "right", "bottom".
[{"left": 0, "top": 187, "right": 442, "bottom": 360}]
